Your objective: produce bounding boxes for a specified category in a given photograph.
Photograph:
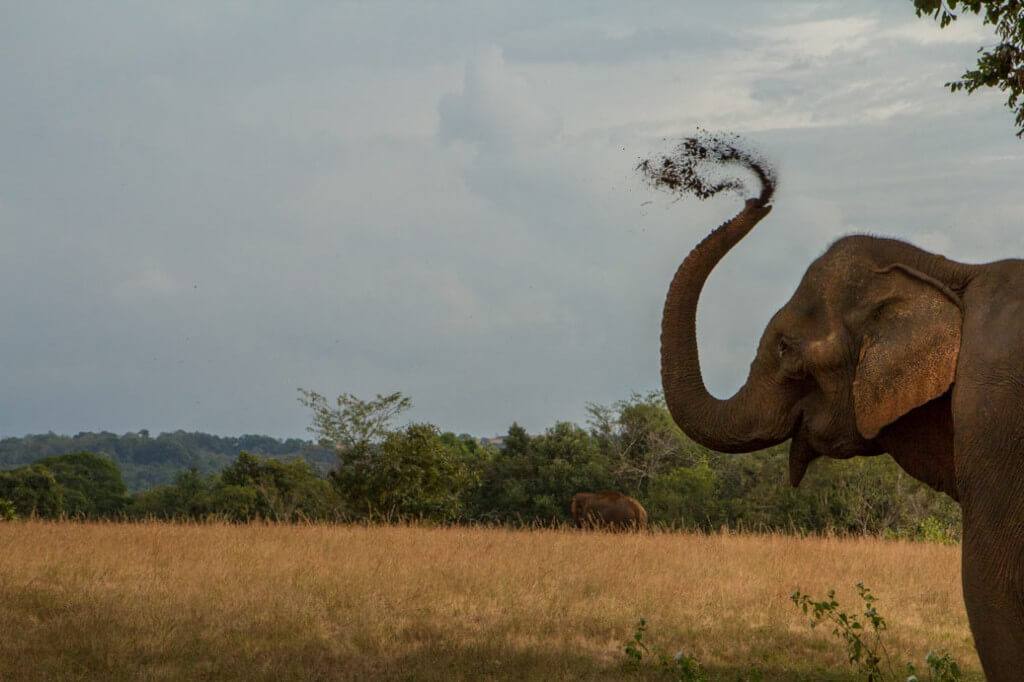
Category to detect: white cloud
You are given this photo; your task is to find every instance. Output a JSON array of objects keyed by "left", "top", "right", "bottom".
[
  {"left": 439, "top": 47, "right": 562, "bottom": 146},
  {"left": 882, "top": 12, "right": 990, "bottom": 45},
  {"left": 755, "top": 17, "right": 880, "bottom": 60}
]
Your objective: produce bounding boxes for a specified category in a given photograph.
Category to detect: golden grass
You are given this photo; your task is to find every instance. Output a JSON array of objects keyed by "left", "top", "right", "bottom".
[{"left": 0, "top": 522, "right": 980, "bottom": 681}]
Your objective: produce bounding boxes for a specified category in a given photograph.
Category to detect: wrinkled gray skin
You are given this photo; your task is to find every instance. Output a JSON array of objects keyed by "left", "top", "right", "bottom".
[
  {"left": 571, "top": 492, "right": 648, "bottom": 531},
  {"left": 662, "top": 196, "right": 1024, "bottom": 679}
]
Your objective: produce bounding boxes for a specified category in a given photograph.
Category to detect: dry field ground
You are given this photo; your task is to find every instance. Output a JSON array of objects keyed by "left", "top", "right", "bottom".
[{"left": 0, "top": 522, "right": 981, "bottom": 681}]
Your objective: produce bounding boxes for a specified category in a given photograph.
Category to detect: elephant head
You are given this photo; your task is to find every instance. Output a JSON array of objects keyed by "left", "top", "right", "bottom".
[
  {"left": 653, "top": 137, "right": 1024, "bottom": 677},
  {"left": 660, "top": 193, "right": 968, "bottom": 499}
]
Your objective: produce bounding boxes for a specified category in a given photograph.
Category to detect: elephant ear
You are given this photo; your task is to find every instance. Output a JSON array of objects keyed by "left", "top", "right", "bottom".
[{"left": 853, "top": 265, "right": 962, "bottom": 439}]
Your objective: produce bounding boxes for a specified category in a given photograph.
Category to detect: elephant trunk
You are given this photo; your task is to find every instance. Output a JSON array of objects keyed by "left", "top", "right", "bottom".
[{"left": 661, "top": 197, "right": 795, "bottom": 452}]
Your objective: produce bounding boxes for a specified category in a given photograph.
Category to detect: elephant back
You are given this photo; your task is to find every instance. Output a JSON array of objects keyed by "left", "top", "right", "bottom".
[{"left": 571, "top": 491, "right": 647, "bottom": 530}]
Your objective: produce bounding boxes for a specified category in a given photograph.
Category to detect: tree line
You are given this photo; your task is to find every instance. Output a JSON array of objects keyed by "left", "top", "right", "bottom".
[
  {"left": 0, "top": 429, "right": 336, "bottom": 491},
  {"left": 0, "top": 390, "right": 960, "bottom": 539}
]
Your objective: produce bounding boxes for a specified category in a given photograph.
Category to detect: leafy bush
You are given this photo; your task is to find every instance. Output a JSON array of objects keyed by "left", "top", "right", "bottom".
[
  {"left": 36, "top": 451, "right": 129, "bottom": 517},
  {"left": 623, "top": 618, "right": 707, "bottom": 682},
  {"left": 792, "top": 583, "right": 962, "bottom": 681},
  {"left": 622, "top": 585, "right": 962, "bottom": 681},
  {"left": 0, "top": 465, "right": 63, "bottom": 517}
]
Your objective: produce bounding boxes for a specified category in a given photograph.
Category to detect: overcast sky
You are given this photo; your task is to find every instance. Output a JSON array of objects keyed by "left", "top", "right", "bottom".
[{"left": 1, "top": 1, "right": 1020, "bottom": 440}]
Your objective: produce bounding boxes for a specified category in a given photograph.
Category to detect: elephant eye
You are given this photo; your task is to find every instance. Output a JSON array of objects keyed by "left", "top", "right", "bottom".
[
  {"left": 869, "top": 297, "right": 899, "bottom": 322},
  {"left": 776, "top": 337, "right": 806, "bottom": 379}
]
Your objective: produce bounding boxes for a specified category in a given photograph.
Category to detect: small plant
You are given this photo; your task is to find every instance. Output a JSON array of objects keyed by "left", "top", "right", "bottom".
[
  {"left": 792, "top": 582, "right": 892, "bottom": 678},
  {"left": 624, "top": 617, "right": 651, "bottom": 667},
  {"left": 792, "top": 582, "right": 962, "bottom": 682},
  {"left": 916, "top": 517, "right": 958, "bottom": 545},
  {"left": 623, "top": 618, "right": 708, "bottom": 682},
  {"left": 905, "top": 649, "right": 963, "bottom": 682},
  {"left": 666, "top": 649, "right": 707, "bottom": 682},
  {"left": 0, "top": 498, "right": 16, "bottom": 521}
]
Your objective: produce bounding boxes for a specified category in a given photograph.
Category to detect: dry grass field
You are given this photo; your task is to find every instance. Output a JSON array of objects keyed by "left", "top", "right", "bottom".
[{"left": 0, "top": 522, "right": 981, "bottom": 681}]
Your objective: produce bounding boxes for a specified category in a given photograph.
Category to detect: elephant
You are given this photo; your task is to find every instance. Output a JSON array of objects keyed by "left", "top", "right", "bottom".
[
  {"left": 571, "top": 492, "right": 648, "bottom": 530},
  {"left": 657, "top": 157, "right": 1024, "bottom": 678}
]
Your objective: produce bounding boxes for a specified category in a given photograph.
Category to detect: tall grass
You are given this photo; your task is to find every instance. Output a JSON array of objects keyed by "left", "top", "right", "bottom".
[{"left": 0, "top": 522, "right": 980, "bottom": 680}]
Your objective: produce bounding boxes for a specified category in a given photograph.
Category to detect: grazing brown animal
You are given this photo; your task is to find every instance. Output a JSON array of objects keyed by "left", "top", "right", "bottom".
[{"left": 570, "top": 492, "right": 647, "bottom": 530}]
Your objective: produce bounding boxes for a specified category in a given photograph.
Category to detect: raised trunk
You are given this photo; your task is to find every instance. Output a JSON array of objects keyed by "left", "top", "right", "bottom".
[{"left": 661, "top": 198, "right": 793, "bottom": 452}]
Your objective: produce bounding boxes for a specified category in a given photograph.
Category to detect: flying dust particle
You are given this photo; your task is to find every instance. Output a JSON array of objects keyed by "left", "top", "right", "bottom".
[{"left": 636, "top": 129, "right": 776, "bottom": 205}]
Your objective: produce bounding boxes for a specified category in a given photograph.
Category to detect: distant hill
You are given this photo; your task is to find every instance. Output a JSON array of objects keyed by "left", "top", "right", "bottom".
[{"left": 0, "top": 430, "right": 336, "bottom": 491}]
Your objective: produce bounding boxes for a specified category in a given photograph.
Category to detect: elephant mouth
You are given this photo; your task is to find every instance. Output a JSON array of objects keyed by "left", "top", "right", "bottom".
[
  {"left": 788, "top": 413, "right": 878, "bottom": 487},
  {"left": 788, "top": 420, "right": 821, "bottom": 487}
]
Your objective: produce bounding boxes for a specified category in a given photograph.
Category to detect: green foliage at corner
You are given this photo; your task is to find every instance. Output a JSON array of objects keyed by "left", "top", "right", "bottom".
[{"left": 913, "top": 0, "right": 1024, "bottom": 136}]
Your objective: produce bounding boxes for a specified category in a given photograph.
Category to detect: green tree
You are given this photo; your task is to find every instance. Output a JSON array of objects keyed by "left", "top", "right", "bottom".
[
  {"left": 130, "top": 468, "right": 215, "bottom": 519},
  {"left": 297, "top": 389, "right": 411, "bottom": 453},
  {"left": 298, "top": 389, "right": 412, "bottom": 513},
  {"left": 298, "top": 390, "right": 476, "bottom": 521},
  {"left": 471, "top": 421, "right": 613, "bottom": 524},
  {"left": 914, "top": 0, "right": 1024, "bottom": 135},
  {"left": 219, "top": 451, "right": 342, "bottom": 521},
  {"left": 587, "top": 392, "right": 689, "bottom": 496},
  {"left": 130, "top": 453, "right": 343, "bottom": 522},
  {"left": 0, "top": 465, "right": 64, "bottom": 518},
  {"left": 531, "top": 421, "right": 612, "bottom": 521},
  {"left": 364, "top": 424, "right": 477, "bottom": 521},
  {"left": 468, "top": 422, "right": 535, "bottom": 523},
  {"left": 202, "top": 484, "right": 261, "bottom": 521},
  {"left": 646, "top": 458, "right": 719, "bottom": 530},
  {"left": 35, "top": 451, "right": 129, "bottom": 518}
]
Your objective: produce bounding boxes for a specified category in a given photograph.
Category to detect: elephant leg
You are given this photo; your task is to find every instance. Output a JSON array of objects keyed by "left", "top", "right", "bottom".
[
  {"left": 952, "top": 373, "right": 1024, "bottom": 677},
  {"left": 962, "top": 546, "right": 1024, "bottom": 681}
]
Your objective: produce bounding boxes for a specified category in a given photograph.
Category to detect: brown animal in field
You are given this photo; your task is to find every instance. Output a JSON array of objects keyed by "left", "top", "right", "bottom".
[{"left": 570, "top": 492, "right": 647, "bottom": 530}]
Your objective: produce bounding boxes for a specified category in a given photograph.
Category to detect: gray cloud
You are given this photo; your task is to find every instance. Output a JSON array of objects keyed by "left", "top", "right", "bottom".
[{"left": 0, "top": 1, "right": 1018, "bottom": 440}]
